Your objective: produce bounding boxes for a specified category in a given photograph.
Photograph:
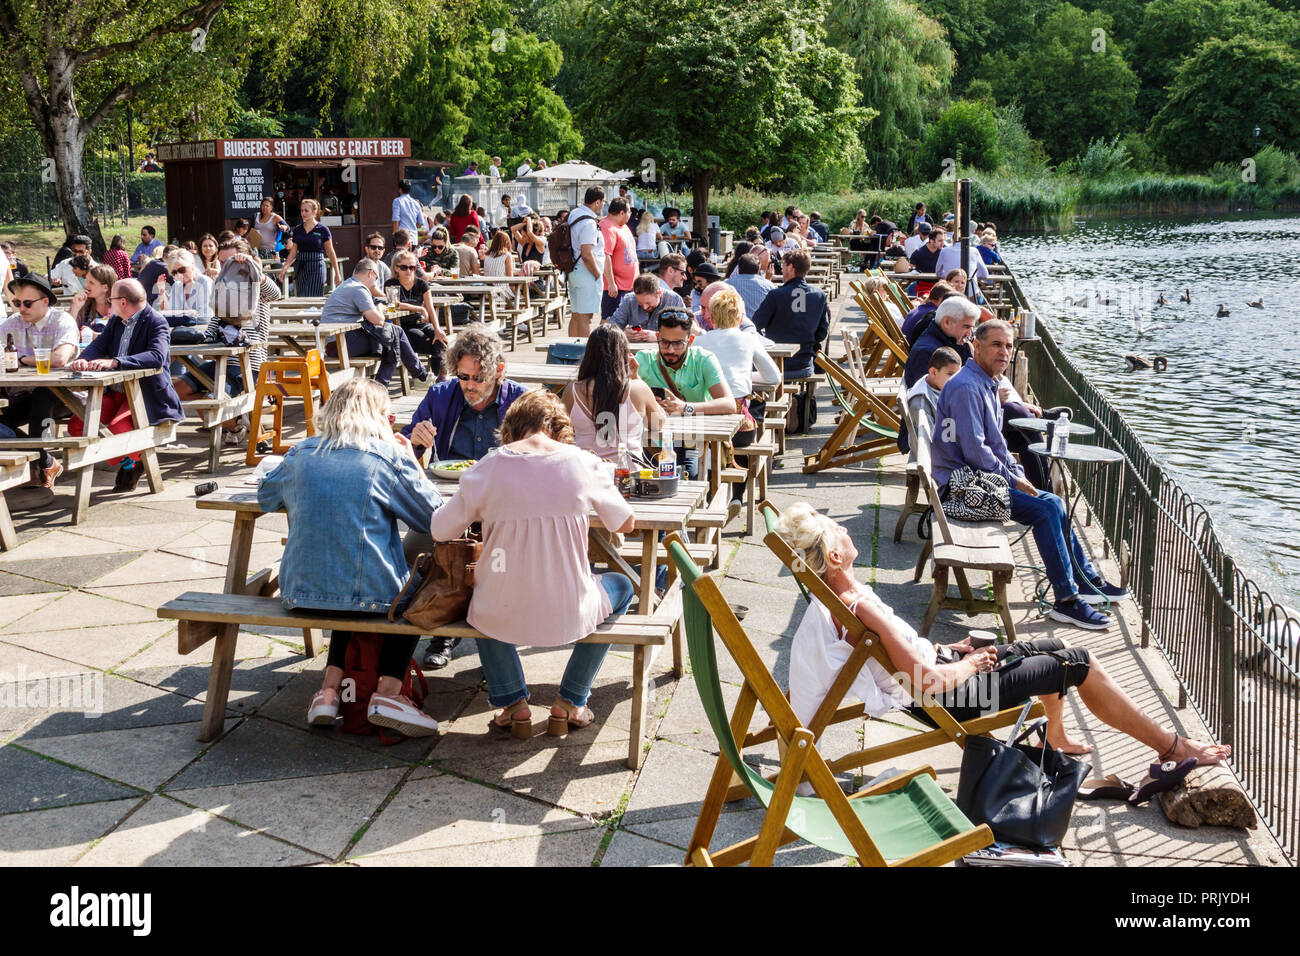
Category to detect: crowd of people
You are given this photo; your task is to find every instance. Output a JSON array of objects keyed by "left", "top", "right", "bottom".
[{"left": 0, "top": 189, "right": 1207, "bottom": 779}]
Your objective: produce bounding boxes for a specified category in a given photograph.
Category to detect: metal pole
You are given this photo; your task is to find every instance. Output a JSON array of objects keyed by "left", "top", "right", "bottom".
[{"left": 958, "top": 178, "right": 971, "bottom": 279}]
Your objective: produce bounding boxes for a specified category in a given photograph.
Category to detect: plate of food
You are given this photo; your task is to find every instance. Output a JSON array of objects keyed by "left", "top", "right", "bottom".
[{"left": 430, "top": 459, "right": 477, "bottom": 480}]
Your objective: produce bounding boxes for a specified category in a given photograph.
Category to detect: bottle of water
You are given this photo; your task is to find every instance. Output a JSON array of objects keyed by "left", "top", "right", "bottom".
[{"left": 1051, "top": 412, "right": 1070, "bottom": 457}]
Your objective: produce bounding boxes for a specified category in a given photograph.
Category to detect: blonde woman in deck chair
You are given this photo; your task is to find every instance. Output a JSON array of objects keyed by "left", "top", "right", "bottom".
[{"left": 776, "top": 503, "right": 1232, "bottom": 777}]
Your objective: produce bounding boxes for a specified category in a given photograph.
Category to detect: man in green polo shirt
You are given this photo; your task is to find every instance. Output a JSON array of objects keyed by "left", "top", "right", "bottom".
[{"left": 634, "top": 308, "right": 734, "bottom": 480}]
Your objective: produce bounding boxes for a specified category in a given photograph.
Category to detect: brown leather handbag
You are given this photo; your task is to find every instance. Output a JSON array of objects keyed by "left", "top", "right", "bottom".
[{"left": 389, "top": 537, "right": 483, "bottom": 629}]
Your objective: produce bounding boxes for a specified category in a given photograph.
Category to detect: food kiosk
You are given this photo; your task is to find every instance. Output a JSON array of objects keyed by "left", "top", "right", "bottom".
[{"left": 155, "top": 137, "right": 450, "bottom": 264}]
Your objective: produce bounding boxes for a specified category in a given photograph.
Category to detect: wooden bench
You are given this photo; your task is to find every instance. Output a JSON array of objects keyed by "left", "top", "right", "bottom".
[
  {"left": 913, "top": 432, "right": 1018, "bottom": 641},
  {"left": 158, "top": 588, "right": 682, "bottom": 769},
  {"left": 0, "top": 451, "right": 37, "bottom": 550}
]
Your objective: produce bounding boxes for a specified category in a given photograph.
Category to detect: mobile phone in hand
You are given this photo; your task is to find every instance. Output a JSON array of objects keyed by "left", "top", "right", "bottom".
[{"left": 651, "top": 387, "right": 665, "bottom": 400}]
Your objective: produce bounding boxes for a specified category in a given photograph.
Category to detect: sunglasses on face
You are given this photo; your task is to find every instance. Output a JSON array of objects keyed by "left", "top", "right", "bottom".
[
  {"left": 432, "top": 244, "right": 446, "bottom": 251},
  {"left": 658, "top": 337, "right": 689, "bottom": 352},
  {"left": 456, "top": 371, "right": 491, "bottom": 383},
  {"left": 16, "top": 298, "right": 42, "bottom": 308},
  {"left": 368, "top": 245, "right": 384, "bottom": 251},
  {"left": 171, "top": 269, "right": 189, "bottom": 277},
  {"left": 396, "top": 265, "right": 416, "bottom": 272}
]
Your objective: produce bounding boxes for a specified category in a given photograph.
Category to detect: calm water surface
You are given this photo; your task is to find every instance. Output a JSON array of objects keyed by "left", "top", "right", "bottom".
[{"left": 1001, "top": 215, "right": 1300, "bottom": 606}]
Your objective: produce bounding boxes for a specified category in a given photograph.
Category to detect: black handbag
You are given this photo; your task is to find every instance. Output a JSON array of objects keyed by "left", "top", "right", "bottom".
[{"left": 956, "top": 702, "right": 1090, "bottom": 849}]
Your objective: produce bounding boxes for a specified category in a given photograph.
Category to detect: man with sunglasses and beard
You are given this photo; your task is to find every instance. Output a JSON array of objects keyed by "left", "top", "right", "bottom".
[
  {"left": 399, "top": 323, "right": 528, "bottom": 670},
  {"left": 633, "top": 308, "right": 734, "bottom": 481}
]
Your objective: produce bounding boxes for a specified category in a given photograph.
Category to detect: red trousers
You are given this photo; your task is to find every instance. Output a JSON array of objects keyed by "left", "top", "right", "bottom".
[{"left": 68, "top": 389, "right": 140, "bottom": 466}]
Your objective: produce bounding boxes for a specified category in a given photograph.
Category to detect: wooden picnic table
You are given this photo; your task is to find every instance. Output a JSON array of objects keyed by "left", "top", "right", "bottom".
[
  {"left": 0, "top": 367, "right": 175, "bottom": 523},
  {"left": 264, "top": 322, "right": 373, "bottom": 388},
  {"left": 195, "top": 474, "right": 706, "bottom": 649},
  {"left": 171, "top": 343, "right": 255, "bottom": 472}
]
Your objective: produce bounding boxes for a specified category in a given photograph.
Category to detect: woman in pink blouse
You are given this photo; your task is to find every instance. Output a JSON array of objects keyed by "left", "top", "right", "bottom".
[{"left": 428, "top": 389, "right": 636, "bottom": 738}]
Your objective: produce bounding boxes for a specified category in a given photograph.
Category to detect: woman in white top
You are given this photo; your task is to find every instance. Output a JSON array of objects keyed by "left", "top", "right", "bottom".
[
  {"left": 694, "top": 287, "right": 779, "bottom": 401},
  {"left": 777, "top": 502, "right": 1233, "bottom": 767},
  {"left": 481, "top": 230, "right": 515, "bottom": 305},
  {"left": 635, "top": 210, "right": 662, "bottom": 260},
  {"left": 159, "top": 249, "right": 214, "bottom": 322},
  {"left": 561, "top": 324, "right": 663, "bottom": 462}
]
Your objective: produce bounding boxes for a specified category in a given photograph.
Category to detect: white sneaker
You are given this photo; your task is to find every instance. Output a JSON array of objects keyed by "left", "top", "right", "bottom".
[
  {"left": 306, "top": 690, "right": 339, "bottom": 726},
  {"left": 726, "top": 500, "right": 743, "bottom": 524},
  {"left": 367, "top": 694, "right": 439, "bottom": 737},
  {"left": 222, "top": 425, "right": 249, "bottom": 448}
]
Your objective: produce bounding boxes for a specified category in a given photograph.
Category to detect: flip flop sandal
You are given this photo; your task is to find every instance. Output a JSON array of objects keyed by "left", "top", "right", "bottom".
[
  {"left": 1077, "top": 773, "right": 1136, "bottom": 802},
  {"left": 1129, "top": 757, "right": 1198, "bottom": 805}
]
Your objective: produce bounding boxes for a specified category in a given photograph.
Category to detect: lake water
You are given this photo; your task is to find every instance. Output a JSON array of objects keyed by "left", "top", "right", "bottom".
[{"left": 1000, "top": 214, "right": 1300, "bottom": 608}]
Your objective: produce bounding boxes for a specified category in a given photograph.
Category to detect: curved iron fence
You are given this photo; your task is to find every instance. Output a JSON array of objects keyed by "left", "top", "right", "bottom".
[{"left": 1019, "top": 307, "right": 1298, "bottom": 864}]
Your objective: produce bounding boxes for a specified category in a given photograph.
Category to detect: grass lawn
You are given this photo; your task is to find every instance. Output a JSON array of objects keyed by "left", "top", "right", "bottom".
[{"left": 0, "top": 216, "right": 166, "bottom": 271}]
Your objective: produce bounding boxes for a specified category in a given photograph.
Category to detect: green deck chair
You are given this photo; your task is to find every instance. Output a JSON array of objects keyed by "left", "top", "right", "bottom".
[{"left": 665, "top": 533, "right": 993, "bottom": 867}]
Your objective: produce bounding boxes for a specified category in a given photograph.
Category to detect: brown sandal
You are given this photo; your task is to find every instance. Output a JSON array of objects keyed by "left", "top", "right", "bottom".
[
  {"left": 547, "top": 699, "right": 595, "bottom": 737},
  {"left": 490, "top": 700, "right": 532, "bottom": 740}
]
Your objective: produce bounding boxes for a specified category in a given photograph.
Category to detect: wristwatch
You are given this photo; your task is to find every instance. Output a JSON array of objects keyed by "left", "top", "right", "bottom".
[{"left": 684, "top": 403, "right": 695, "bottom": 416}]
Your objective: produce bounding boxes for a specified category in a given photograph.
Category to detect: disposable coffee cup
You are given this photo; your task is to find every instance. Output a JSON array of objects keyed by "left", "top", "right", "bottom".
[{"left": 968, "top": 630, "right": 998, "bottom": 648}]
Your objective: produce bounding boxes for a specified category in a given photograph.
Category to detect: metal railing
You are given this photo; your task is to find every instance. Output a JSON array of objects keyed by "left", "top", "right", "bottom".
[{"left": 1014, "top": 295, "right": 1299, "bottom": 864}]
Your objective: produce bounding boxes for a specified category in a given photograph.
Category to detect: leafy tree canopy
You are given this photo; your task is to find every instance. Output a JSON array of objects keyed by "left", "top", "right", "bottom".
[
  {"left": 978, "top": 3, "right": 1138, "bottom": 162},
  {"left": 1151, "top": 35, "right": 1300, "bottom": 170}
]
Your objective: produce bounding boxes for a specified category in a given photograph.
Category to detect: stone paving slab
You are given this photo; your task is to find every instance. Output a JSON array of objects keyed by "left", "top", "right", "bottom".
[
  {"left": 77, "top": 794, "right": 322, "bottom": 866},
  {"left": 0, "top": 797, "right": 143, "bottom": 866},
  {"left": 0, "top": 744, "right": 142, "bottom": 813}
]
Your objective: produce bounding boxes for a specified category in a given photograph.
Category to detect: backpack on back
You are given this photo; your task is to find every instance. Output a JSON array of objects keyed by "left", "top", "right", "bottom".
[
  {"left": 548, "top": 209, "right": 595, "bottom": 274},
  {"left": 338, "top": 632, "right": 428, "bottom": 743}
]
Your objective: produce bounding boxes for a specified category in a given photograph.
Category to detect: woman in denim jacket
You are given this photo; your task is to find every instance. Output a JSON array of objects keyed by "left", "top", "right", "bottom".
[{"left": 258, "top": 378, "right": 445, "bottom": 737}]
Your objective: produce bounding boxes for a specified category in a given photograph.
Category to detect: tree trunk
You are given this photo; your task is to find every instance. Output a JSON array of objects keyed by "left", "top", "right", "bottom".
[
  {"left": 691, "top": 169, "right": 714, "bottom": 245},
  {"left": 22, "top": 52, "right": 107, "bottom": 256}
]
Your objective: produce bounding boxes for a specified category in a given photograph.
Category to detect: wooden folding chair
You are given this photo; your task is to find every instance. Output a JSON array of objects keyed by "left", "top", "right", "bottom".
[
  {"left": 802, "top": 352, "right": 900, "bottom": 474},
  {"left": 752, "top": 501, "right": 1042, "bottom": 779},
  {"left": 665, "top": 534, "right": 994, "bottom": 867}
]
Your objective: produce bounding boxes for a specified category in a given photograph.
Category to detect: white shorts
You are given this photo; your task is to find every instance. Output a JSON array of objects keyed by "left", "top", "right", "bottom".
[{"left": 567, "top": 265, "right": 602, "bottom": 314}]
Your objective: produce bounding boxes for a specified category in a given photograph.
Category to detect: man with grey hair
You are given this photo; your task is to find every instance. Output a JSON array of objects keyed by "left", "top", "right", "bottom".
[
  {"left": 903, "top": 295, "right": 979, "bottom": 387},
  {"left": 320, "top": 258, "right": 428, "bottom": 385},
  {"left": 932, "top": 319, "right": 1128, "bottom": 630},
  {"left": 399, "top": 321, "right": 528, "bottom": 668}
]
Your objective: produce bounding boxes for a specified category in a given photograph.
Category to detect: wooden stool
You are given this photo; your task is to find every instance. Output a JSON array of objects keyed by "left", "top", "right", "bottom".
[{"left": 246, "top": 352, "right": 330, "bottom": 465}]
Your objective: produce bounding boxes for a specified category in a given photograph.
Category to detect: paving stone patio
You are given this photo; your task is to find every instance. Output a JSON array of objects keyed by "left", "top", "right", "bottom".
[{"left": 0, "top": 278, "right": 1285, "bottom": 867}]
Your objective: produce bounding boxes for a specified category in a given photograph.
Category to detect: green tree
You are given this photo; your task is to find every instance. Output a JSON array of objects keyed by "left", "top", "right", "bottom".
[
  {"left": 918, "top": 99, "right": 1001, "bottom": 177},
  {"left": 577, "top": 0, "right": 868, "bottom": 229},
  {"left": 1130, "top": 0, "right": 1300, "bottom": 121},
  {"left": 827, "top": 0, "right": 953, "bottom": 186},
  {"left": 1151, "top": 35, "right": 1300, "bottom": 170},
  {"left": 0, "top": 0, "right": 448, "bottom": 250},
  {"left": 978, "top": 4, "right": 1138, "bottom": 162},
  {"left": 344, "top": 1, "right": 583, "bottom": 167}
]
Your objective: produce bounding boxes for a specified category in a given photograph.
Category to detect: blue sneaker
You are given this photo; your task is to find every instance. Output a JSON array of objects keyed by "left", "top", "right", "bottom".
[
  {"left": 1076, "top": 577, "right": 1129, "bottom": 606},
  {"left": 1048, "top": 597, "right": 1113, "bottom": 630}
]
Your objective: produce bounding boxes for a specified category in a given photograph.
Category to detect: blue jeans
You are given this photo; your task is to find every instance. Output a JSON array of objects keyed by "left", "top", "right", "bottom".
[
  {"left": 475, "top": 573, "right": 635, "bottom": 708},
  {"left": 1009, "top": 488, "right": 1099, "bottom": 603}
]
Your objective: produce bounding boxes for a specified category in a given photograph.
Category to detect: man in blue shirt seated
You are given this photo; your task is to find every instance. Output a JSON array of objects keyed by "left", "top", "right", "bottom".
[
  {"left": 752, "top": 248, "right": 829, "bottom": 379},
  {"left": 400, "top": 323, "right": 527, "bottom": 669},
  {"left": 606, "top": 272, "right": 685, "bottom": 342},
  {"left": 724, "top": 253, "right": 776, "bottom": 320},
  {"left": 932, "top": 320, "right": 1127, "bottom": 630}
]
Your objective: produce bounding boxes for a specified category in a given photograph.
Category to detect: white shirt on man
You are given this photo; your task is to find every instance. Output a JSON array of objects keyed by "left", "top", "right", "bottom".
[
  {"left": 0, "top": 308, "right": 79, "bottom": 363},
  {"left": 50, "top": 257, "right": 97, "bottom": 293},
  {"left": 568, "top": 206, "right": 605, "bottom": 275},
  {"left": 516, "top": 163, "right": 533, "bottom": 178},
  {"left": 903, "top": 234, "right": 927, "bottom": 257},
  {"left": 488, "top": 162, "right": 503, "bottom": 182},
  {"left": 934, "top": 241, "right": 989, "bottom": 295}
]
